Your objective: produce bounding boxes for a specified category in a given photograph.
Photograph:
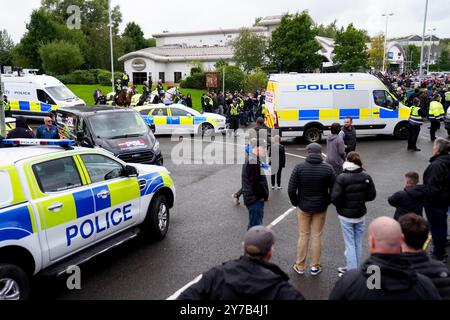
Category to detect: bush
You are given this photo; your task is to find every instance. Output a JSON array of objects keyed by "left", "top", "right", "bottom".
[
  {"left": 217, "top": 65, "right": 245, "bottom": 92},
  {"left": 180, "top": 72, "right": 206, "bottom": 89},
  {"left": 39, "top": 40, "right": 84, "bottom": 75},
  {"left": 70, "top": 70, "right": 97, "bottom": 84},
  {"left": 190, "top": 67, "right": 202, "bottom": 75},
  {"left": 97, "top": 70, "right": 114, "bottom": 86},
  {"left": 243, "top": 68, "right": 268, "bottom": 93}
]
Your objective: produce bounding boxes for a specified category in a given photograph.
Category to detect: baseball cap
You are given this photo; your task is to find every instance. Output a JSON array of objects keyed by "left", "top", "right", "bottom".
[
  {"left": 306, "top": 143, "right": 322, "bottom": 154},
  {"left": 244, "top": 226, "right": 275, "bottom": 257}
]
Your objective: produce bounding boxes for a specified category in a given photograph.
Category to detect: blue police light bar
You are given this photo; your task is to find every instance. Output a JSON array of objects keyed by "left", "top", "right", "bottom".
[{"left": 2, "top": 139, "right": 76, "bottom": 147}]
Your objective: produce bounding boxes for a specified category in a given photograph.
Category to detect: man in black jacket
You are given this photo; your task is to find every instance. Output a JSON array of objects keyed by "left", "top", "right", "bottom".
[
  {"left": 389, "top": 172, "right": 426, "bottom": 220},
  {"left": 242, "top": 138, "right": 269, "bottom": 230},
  {"left": 329, "top": 217, "right": 441, "bottom": 300},
  {"left": 288, "top": 143, "right": 335, "bottom": 276},
  {"left": 339, "top": 117, "right": 357, "bottom": 154},
  {"left": 399, "top": 214, "right": 450, "bottom": 300},
  {"left": 177, "top": 226, "right": 304, "bottom": 300},
  {"left": 423, "top": 138, "right": 450, "bottom": 261}
]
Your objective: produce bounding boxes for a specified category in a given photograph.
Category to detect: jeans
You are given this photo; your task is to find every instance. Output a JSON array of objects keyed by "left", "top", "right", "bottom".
[
  {"left": 339, "top": 218, "right": 365, "bottom": 270},
  {"left": 247, "top": 200, "right": 264, "bottom": 230},
  {"left": 425, "top": 204, "right": 448, "bottom": 259},
  {"left": 295, "top": 210, "right": 326, "bottom": 269}
]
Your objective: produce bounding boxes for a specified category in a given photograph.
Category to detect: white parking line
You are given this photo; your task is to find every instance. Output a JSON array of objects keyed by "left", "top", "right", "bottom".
[{"left": 167, "top": 205, "right": 297, "bottom": 299}]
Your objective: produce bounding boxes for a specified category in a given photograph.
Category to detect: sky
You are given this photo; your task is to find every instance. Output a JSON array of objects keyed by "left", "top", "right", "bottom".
[{"left": 1, "top": 0, "right": 449, "bottom": 43}]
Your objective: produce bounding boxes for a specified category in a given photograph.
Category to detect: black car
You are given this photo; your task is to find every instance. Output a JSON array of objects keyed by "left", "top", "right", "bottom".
[{"left": 56, "top": 106, "right": 163, "bottom": 165}]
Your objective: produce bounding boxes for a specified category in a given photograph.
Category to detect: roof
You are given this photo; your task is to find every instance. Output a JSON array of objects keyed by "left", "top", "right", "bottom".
[
  {"left": 390, "top": 34, "right": 440, "bottom": 42},
  {"left": 152, "top": 27, "right": 267, "bottom": 38},
  {"left": 0, "top": 146, "right": 83, "bottom": 167},
  {"left": 119, "top": 46, "right": 235, "bottom": 62},
  {"left": 258, "top": 15, "right": 282, "bottom": 26},
  {"left": 58, "top": 105, "right": 129, "bottom": 115},
  {"left": 268, "top": 72, "right": 380, "bottom": 83},
  {"left": 1, "top": 74, "right": 63, "bottom": 86}
]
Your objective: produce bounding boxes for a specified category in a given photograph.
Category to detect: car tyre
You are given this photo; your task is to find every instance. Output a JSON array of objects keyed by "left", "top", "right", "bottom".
[
  {"left": 0, "top": 264, "right": 30, "bottom": 300},
  {"left": 304, "top": 127, "right": 322, "bottom": 143},
  {"left": 141, "top": 195, "right": 169, "bottom": 241},
  {"left": 394, "top": 122, "right": 409, "bottom": 140}
]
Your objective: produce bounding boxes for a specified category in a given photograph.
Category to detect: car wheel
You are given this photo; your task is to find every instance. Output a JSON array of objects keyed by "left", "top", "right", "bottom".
[
  {"left": 304, "top": 127, "right": 322, "bottom": 143},
  {"left": 200, "top": 123, "right": 214, "bottom": 137},
  {"left": 394, "top": 122, "right": 409, "bottom": 140},
  {"left": 0, "top": 264, "right": 30, "bottom": 300},
  {"left": 141, "top": 195, "right": 169, "bottom": 241}
]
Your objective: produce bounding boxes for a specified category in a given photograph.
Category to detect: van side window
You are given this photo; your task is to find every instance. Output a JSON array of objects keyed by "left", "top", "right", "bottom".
[
  {"left": 373, "top": 90, "right": 394, "bottom": 109},
  {"left": 37, "top": 90, "right": 56, "bottom": 105}
]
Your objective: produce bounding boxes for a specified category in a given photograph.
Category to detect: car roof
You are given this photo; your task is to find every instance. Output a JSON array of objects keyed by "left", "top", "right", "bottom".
[
  {"left": 0, "top": 146, "right": 85, "bottom": 167},
  {"left": 58, "top": 105, "right": 130, "bottom": 115},
  {"left": 135, "top": 104, "right": 196, "bottom": 112}
]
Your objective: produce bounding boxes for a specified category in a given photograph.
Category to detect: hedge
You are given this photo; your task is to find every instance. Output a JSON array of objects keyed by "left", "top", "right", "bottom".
[{"left": 57, "top": 69, "right": 123, "bottom": 85}]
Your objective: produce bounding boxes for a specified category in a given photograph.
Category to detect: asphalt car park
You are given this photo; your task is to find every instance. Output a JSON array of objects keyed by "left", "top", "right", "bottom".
[{"left": 32, "top": 127, "right": 449, "bottom": 300}]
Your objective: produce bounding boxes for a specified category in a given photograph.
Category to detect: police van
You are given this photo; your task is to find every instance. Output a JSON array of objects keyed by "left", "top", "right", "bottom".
[
  {"left": 0, "top": 139, "right": 175, "bottom": 300},
  {"left": 1, "top": 74, "right": 86, "bottom": 119},
  {"left": 264, "top": 73, "right": 412, "bottom": 143}
]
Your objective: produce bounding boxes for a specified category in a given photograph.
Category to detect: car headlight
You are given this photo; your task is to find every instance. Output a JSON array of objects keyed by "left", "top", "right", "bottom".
[{"left": 153, "top": 140, "right": 160, "bottom": 152}]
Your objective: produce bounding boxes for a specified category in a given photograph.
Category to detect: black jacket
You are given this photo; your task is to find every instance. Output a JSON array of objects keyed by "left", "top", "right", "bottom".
[
  {"left": 177, "top": 256, "right": 304, "bottom": 300},
  {"left": 331, "top": 168, "right": 376, "bottom": 219},
  {"left": 402, "top": 252, "right": 450, "bottom": 300},
  {"left": 388, "top": 185, "right": 425, "bottom": 220},
  {"left": 269, "top": 143, "right": 286, "bottom": 170},
  {"left": 288, "top": 154, "right": 335, "bottom": 213},
  {"left": 6, "top": 117, "right": 35, "bottom": 139},
  {"left": 423, "top": 154, "right": 450, "bottom": 207},
  {"left": 242, "top": 153, "right": 269, "bottom": 206},
  {"left": 329, "top": 254, "right": 441, "bottom": 300},
  {"left": 341, "top": 126, "right": 357, "bottom": 153}
]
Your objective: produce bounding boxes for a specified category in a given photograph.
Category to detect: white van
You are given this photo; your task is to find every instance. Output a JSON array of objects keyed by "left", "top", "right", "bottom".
[
  {"left": 264, "top": 73, "right": 412, "bottom": 143},
  {"left": 2, "top": 74, "right": 85, "bottom": 119}
]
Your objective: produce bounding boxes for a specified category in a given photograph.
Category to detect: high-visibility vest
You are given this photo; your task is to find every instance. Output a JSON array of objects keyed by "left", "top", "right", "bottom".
[
  {"left": 445, "top": 91, "right": 450, "bottom": 102},
  {"left": 409, "top": 106, "right": 423, "bottom": 125},
  {"left": 3, "top": 100, "right": 10, "bottom": 112},
  {"left": 230, "top": 104, "right": 240, "bottom": 116},
  {"left": 429, "top": 101, "right": 445, "bottom": 120}
]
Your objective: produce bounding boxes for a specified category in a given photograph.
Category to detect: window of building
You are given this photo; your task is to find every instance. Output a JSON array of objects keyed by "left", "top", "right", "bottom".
[
  {"left": 133, "top": 72, "right": 147, "bottom": 85},
  {"left": 174, "top": 72, "right": 182, "bottom": 84},
  {"left": 159, "top": 72, "right": 165, "bottom": 83}
]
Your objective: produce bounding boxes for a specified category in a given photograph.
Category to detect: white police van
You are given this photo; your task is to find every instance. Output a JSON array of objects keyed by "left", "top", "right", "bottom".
[
  {"left": 1, "top": 74, "right": 86, "bottom": 119},
  {"left": 0, "top": 139, "right": 175, "bottom": 300},
  {"left": 264, "top": 73, "right": 412, "bottom": 143}
]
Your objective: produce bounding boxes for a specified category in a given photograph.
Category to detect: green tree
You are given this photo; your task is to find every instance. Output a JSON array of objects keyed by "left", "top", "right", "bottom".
[
  {"left": 146, "top": 38, "right": 156, "bottom": 47},
  {"left": 12, "top": 9, "right": 58, "bottom": 68},
  {"left": 214, "top": 59, "right": 229, "bottom": 69},
  {"left": 266, "top": 12, "right": 322, "bottom": 72},
  {"left": 39, "top": 40, "right": 84, "bottom": 74},
  {"left": 437, "top": 47, "right": 450, "bottom": 70},
  {"left": 232, "top": 28, "right": 267, "bottom": 73},
  {"left": 0, "top": 30, "right": 15, "bottom": 66},
  {"left": 122, "top": 22, "right": 147, "bottom": 53},
  {"left": 368, "top": 34, "right": 384, "bottom": 71},
  {"left": 404, "top": 44, "right": 420, "bottom": 71},
  {"left": 333, "top": 24, "right": 369, "bottom": 72},
  {"left": 217, "top": 65, "right": 245, "bottom": 91},
  {"left": 243, "top": 68, "right": 268, "bottom": 93},
  {"left": 316, "top": 20, "right": 339, "bottom": 38}
]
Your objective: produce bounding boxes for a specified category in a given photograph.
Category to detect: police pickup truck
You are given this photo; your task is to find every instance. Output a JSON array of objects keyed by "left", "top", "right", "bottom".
[{"left": 0, "top": 139, "right": 175, "bottom": 300}]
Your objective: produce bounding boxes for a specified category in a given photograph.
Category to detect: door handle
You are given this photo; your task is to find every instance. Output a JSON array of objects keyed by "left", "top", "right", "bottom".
[
  {"left": 48, "top": 202, "right": 63, "bottom": 212},
  {"left": 97, "top": 190, "right": 110, "bottom": 199},
  {"left": 373, "top": 112, "right": 380, "bottom": 115}
]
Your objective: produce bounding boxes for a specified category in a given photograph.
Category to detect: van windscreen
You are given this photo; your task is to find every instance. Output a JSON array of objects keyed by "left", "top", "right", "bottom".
[
  {"left": 88, "top": 112, "right": 148, "bottom": 139},
  {"left": 46, "top": 86, "right": 76, "bottom": 101}
]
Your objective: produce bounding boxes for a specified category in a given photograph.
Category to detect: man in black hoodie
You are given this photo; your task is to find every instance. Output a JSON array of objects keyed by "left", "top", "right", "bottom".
[
  {"left": 329, "top": 217, "right": 440, "bottom": 300},
  {"left": 389, "top": 172, "right": 425, "bottom": 220},
  {"left": 6, "top": 116, "right": 35, "bottom": 139},
  {"left": 177, "top": 226, "right": 304, "bottom": 300},
  {"left": 399, "top": 214, "right": 450, "bottom": 300},
  {"left": 423, "top": 138, "right": 450, "bottom": 262}
]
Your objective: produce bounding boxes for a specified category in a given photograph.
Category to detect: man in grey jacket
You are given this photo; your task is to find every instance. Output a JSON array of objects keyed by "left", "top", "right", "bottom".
[{"left": 326, "top": 123, "right": 346, "bottom": 175}]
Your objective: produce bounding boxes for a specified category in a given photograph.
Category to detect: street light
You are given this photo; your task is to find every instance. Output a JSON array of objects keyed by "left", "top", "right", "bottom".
[
  {"left": 382, "top": 13, "right": 394, "bottom": 73},
  {"left": 108, "top": 0, "right": 115, "bottom": 93},
  {"left": 427, "top": 27, "right": 436, "bottom": 74},
  {"left": 419, "top": 0, "right": 429, "bottom": 77}
]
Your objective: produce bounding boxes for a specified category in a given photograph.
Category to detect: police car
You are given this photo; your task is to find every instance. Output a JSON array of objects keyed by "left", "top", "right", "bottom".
[
  {"left": 134, "top": 104, "right": 227, "bottom": 136},
  {"left": 0, "top": 139, "right": 175, "bottom": 300},
  {"left": 4, "top": 117, "right": 16, "bottom": 135}
]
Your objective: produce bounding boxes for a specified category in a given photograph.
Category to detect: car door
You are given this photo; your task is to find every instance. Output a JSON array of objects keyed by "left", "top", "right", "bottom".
[
  {"left": 78, "top": 153, "right": 141, "bottom": 242},
  {"left": 169, "top": 107, "right": 194, "bottom": 134},
  {"left": 150, "top": 107, "right": 170, "bottom": 134},
  {"left": 29, "top": 155, "right": 95, "bottom": 261}
]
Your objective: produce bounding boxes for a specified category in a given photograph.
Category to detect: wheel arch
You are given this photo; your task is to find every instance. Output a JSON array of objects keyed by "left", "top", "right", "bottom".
[
  {"left": 0, "top": 246, "right": 36, "bottom": 276},
  {"left": 152, "top": 187, "right": 174, "bottom": 209}
]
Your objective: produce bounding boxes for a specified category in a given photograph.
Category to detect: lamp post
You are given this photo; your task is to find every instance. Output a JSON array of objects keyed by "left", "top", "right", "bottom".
[
  {"left": 382, "top": 13, "right": 394, "bottom": 73},
  {"left": 419, "top": 0, "right": 429, "bottom": 77},
  {"left": 427, "top": 27, "right": 436, "bottom": 74},
  {"left": 108, "top": 0, "right": 115, "bottom": 93},
  {"left": 0, "top": 68, "right": 5, "bottom": 137}
]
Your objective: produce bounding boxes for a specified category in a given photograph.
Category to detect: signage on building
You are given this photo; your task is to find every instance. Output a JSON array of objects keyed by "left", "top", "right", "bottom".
[
  {"left": 206, "top": 72, "right": 220, "bottom": 88},
  {"left": 132, "top": 59, "right": 146, "bottom": 71}
]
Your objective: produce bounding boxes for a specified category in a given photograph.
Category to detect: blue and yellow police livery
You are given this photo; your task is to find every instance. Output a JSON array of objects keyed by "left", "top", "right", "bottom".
[
  {"left": 135, "top": 104, "right": 227, "bottom": 136},
  {"left": 0, "top": 139, "right": 175, "bottom": 300}
]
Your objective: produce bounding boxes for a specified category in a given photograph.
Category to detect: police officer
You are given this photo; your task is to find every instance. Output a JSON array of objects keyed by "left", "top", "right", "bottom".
[
  {"left": 122, "top": 73, "right": 130, "bottom": 88},
  {"left": 156, "top": 80, "right": 164, "bottom": 101},
  {"left": 444, "top": 85, "right": 450, "bottom": 113},
  {"left": 140, "top": 81, "right": 150, "bottom": 106},
  {"left": 115, "top": 78, "right": 122, "bottom": 94},
  {"left": 429, "top": 95, "right": 445, "bottom": 141},
  {"left": 408, "top": 98, "right": 425, "bottom": 152},
  {"left": 3, "top": 95, "right": 11, "bottom": 117},
  {"left": 229, "top": 99, "right": 241, "bottom": 136},
  {"left": 204, "top": 95, "right": 213, "bottom": 113}
]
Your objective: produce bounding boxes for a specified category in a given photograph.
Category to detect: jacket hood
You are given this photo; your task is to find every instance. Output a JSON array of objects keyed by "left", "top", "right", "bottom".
[
  {"left": 306, "top": 153, "right": 323, "bottom": 164},
  {"left": 222, "top": 256, "right": 290, "bottom": 296},
  {"left": 362, "top": 254, "right": 418, "bottom": 292},
  {"left": 15, "top": 117, "right": 29, "bottom": 129},
  {"left": 404, "top": 185, "right": 425, "bottom": 198},
  {"left": 327, "top": 134, "right": 339, "bottom": 142},
  {"left": 343, "top": 161, "right": 361, "bottom": 172}
]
